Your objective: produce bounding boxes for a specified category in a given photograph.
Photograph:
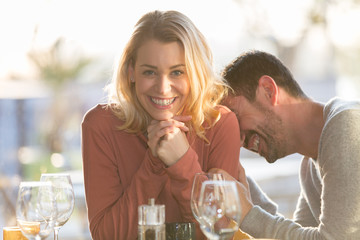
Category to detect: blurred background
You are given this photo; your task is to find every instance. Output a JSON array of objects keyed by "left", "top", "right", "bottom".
[{"left": 1, "top": 0, "right": 360, "bottom": 239}]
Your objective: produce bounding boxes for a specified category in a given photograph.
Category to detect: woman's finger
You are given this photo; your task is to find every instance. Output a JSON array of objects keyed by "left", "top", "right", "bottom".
[{"left": 172, "top": 115, "right": 192, "bottom": 122}]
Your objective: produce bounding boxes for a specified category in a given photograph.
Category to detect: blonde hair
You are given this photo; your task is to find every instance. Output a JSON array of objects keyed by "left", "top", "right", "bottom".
[{"left": 107, "top": 10, "right": 228, "bottom": 141}]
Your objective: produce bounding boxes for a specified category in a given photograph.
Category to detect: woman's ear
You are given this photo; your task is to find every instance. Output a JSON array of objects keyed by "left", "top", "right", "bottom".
[
  {"left": 258, "top": 75, "right": 278, "bottom": 105},
  {"left": 128, "top": 63, "right": 135, "bottom": 83}
]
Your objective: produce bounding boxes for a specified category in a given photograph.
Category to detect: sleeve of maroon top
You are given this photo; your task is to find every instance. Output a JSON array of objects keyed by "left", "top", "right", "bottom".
[
  {"left": 165, "top": 109, "right": 241, "bottom": 234},
  {"left": 82, "top": 115, "right": 168, "bottom": 240},
  {"left": 206, "top": 110, "right": 241, "bottom": 177}
]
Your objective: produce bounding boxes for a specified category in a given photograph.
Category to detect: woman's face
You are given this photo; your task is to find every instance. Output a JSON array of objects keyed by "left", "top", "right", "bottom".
[{"left": 131, "top": 39, "right": 190, "bottom": 121}]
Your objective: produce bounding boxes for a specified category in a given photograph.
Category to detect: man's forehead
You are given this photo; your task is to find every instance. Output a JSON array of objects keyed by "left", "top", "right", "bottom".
[{"left": 224, "top": 95, "right": 251, "bottom": 115}]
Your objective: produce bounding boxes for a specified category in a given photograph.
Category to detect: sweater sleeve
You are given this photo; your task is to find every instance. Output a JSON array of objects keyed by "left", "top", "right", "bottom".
[
  {"left": 82, "top": 112, "right": 168, "bottom": 240},
  {"left": 247, "top": 176, "right": 278, "bottom": 216},
  {"left": 241, "top": 206, "right": 313, "bottom": 239},
  {"left": 293, "top": 158, "right": 319, "bottom": 227},
  {"left": 293, "top": 192, "right": 318, "bottom": 227},
  {"left": 205, "top": 109, "right": 241, "bottom": 178},
  {"left": 316, "top": 109, "right": 360, "bottom": 239}
]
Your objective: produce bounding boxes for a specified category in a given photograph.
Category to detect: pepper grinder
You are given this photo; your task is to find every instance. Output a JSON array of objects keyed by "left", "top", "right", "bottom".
[{"left": 138, "top": 198, "right": 165, "bottom": 240}]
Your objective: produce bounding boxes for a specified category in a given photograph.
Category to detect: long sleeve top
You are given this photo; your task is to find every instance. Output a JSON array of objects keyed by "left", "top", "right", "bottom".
[
  {"left": 81, "top": 104, "right": 241, "bottom": 240},
  {"left": 240, "top": 97, "right": 360, "bottom": 239}
]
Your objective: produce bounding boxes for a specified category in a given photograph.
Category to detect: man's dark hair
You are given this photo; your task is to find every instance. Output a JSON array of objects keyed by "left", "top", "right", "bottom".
[{"left": 222, "top": 50, "right": 307, "bottom": 102}]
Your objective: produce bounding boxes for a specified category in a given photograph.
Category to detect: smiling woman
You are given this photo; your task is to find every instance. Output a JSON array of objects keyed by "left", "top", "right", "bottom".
[
  {"left": 81, "top": 10, "right": 243, "bottom": 240},
  {"left": 130, "top": 40, "right": 190, "bottom": 121}
]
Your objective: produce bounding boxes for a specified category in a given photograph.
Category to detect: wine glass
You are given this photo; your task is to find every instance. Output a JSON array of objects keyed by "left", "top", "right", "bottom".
[
  {"left": 16, "top": 181, "right": 57, "bottom": 240},
  {"left": 198, "top": 180, "right": 241, "bottom": 240},
  {"left": 40, "top": 173, "right": 75, "bottom": 240},
  {"left": 191, "top": 172, "right": 225, "bottom": 223}
]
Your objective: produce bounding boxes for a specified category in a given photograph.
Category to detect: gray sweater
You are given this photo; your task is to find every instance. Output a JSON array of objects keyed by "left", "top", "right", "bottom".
[{"left": 241, "top": 97, "right": 360, "bottom": 239}]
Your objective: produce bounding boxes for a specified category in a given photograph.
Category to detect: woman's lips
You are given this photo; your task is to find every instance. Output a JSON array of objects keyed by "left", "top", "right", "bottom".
[
  {"left": 149, "top": 96, "right": 176, "bottom": 109},
  {"left": 150, "top": 97, "right": 176, "bottom": 106}
]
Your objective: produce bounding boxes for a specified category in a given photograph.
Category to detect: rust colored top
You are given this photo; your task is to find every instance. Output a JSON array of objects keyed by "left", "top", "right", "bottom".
[{"left": 81, "top": 104, "right": 241, "bottom": 239}]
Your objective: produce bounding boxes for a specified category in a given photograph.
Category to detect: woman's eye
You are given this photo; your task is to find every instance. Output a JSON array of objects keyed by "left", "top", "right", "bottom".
[
  {"left": 143, "top": 70, "right": 155, "bottom": 76},
  {"left": 171, "top": 70, "right": 183, "bottom": 76}
]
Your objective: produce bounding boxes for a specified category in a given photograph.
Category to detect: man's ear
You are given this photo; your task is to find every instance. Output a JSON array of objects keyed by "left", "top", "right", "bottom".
[{"left": 257, "top": 75, "right": 278, "bottom": 105}]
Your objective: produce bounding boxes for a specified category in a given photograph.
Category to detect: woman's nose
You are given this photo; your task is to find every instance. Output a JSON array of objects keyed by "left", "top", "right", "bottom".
[{"left": 157, "top": 75, "right": 171, "bottom": 94}]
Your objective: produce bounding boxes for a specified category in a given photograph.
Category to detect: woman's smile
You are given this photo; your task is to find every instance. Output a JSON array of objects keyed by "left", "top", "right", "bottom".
[{"left": 149, "top": 96, "right": 177, "bottom": 108}]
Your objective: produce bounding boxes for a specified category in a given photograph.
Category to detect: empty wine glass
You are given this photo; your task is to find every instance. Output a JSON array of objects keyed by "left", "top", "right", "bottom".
[
  {"left": 198, "top": 180, "right": 241, "bottom": 240},
  {"left": 16, "top": 181, "right": 57, "bottom": 240},
  {"left": 40, "top": 173, "right": 75, "bottom": 240},
  {"left": 191, "top": 172, "right": 225, "bottom": 223}
]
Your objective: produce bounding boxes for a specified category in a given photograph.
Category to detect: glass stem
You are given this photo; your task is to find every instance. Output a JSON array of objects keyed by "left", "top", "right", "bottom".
[{"left": 54, "top": 228, "right": 60, "bottom": 240}]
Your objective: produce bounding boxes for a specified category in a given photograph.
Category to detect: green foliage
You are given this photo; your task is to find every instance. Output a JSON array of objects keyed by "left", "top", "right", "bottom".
[{"left": 21, "top": 153, "right": 58, "bottom": 181}]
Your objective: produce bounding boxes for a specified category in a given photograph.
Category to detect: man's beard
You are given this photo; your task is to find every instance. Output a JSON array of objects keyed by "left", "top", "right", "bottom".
[{"left": 254, "top": 102, "right": 287, "bottom": 163}]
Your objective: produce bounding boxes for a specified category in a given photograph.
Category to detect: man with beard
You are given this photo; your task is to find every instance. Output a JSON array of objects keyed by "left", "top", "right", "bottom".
[{"left": 215, "top": 50, "right": 360, "bottom": 239}]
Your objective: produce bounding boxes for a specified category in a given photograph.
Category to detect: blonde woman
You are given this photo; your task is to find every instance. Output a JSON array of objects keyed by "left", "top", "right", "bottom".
[{"left": 81, "top": 10, "right": 242, "bottom": 239}]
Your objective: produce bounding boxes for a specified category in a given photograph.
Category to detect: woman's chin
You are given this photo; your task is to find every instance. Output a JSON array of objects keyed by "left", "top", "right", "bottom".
[{"left": 151, "top": 112, "right": 174, "bottom": 121}]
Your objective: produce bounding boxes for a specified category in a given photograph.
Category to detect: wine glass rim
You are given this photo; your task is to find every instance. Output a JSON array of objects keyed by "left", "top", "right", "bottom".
[
  {"left": 20, "top": 181, "right": 52, "bottom": 187},
  {"left": 202, "top": 180, "right": 236, "bottom": 186}
]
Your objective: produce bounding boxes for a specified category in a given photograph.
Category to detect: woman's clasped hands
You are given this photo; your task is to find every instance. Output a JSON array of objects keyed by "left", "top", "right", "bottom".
[{"left": 147, "top": 115, "right": 192, "bottom": 166}]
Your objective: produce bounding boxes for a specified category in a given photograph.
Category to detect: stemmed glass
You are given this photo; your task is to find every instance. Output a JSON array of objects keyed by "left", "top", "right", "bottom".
[
  {"left": 40, "top": 173, "right": 75, "bottom": 240},
  {"left": 16, "top": 181, "right": 58, "bottom": 240},
  {"left": 197, "top": 180, "right": 241, "bottom": 240},
  {"left": 191, "top": 172, "right": 225, "bottom": 223}
]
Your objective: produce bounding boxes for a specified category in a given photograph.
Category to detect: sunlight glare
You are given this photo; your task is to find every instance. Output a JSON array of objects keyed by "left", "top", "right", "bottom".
[
  {"left": 328, "top": 5, "right": 360, "bottom": 48},
  {"left": 262, "top": 0, "right": 312, "bottom": 46},
  {"left": 51, "top": 152, "right": 65, "bottom": 168}
]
